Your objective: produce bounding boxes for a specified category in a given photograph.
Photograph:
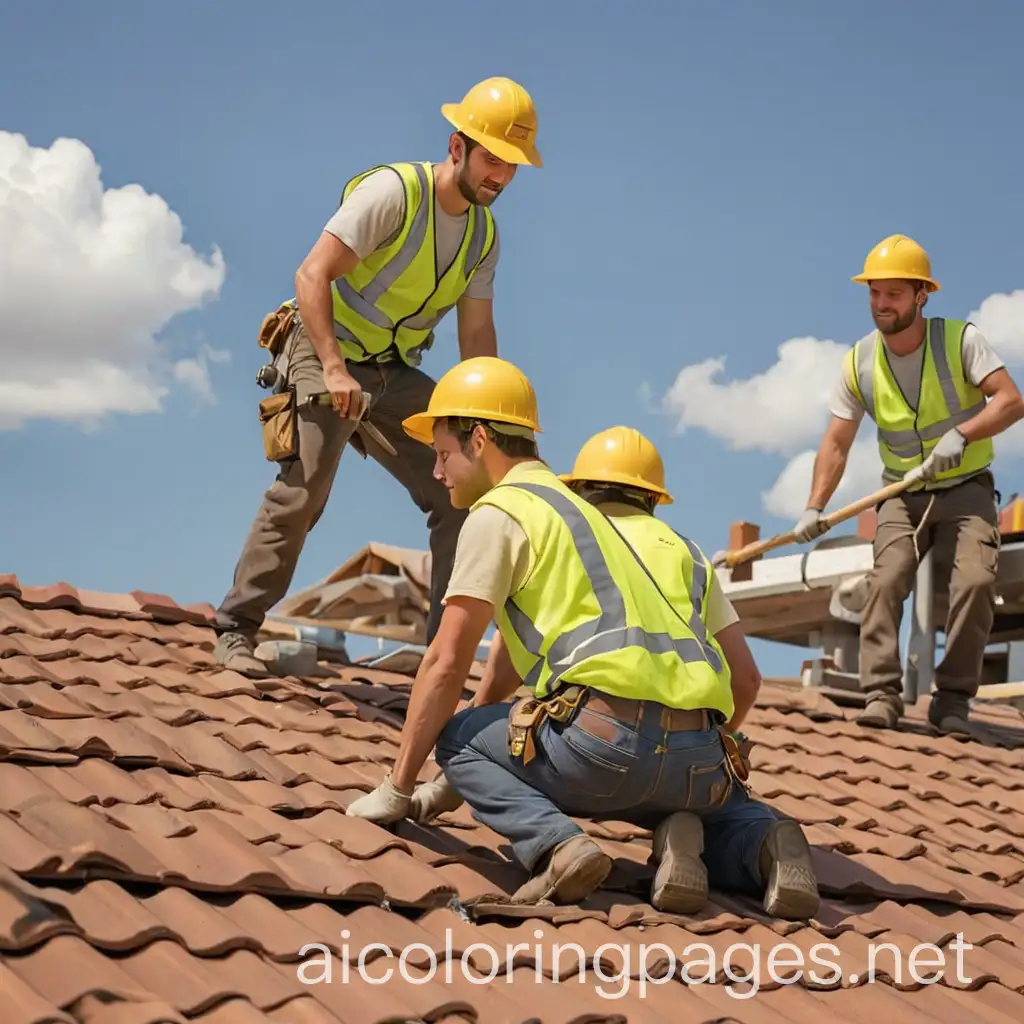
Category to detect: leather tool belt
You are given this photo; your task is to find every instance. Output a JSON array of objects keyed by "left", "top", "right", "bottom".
[
  {"left": 507, "top": 685, "right": 588, "bottom": 766},
  {"left": 258, "top": 303, "right": 298, "bottom": 357}
]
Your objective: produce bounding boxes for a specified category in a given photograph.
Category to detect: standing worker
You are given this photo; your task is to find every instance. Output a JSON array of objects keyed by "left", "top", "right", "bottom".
[
  {"left": 792, "top": 235, "right": 1024, "bottom": 733},
  {"left": 212, "top": 78, "right": 543, "bottom": 676},
  {"left": 346, "top": 360, "right": 820, "bottom": 921}
]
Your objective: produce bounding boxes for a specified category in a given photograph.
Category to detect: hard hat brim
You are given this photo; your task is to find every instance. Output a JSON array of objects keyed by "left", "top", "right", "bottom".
[
  {"left": 558, "top": 472, "right": 674, "bottom": 505},
  {"left": 403, "top": 408, "right": 543, "bottom": 447},
  {"left": 401, "top": 412, "right": 437, "bottom": 446},
  {"left": 851, "top": 272, "right": 940, "bottom": 292},
  {"left": 441, "top": 103, "right": 543, "bottom": 167}
]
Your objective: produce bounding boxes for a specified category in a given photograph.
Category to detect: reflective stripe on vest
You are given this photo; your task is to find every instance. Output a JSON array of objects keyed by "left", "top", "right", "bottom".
[
  {"left": 852, "top": 317, "right": 993, "bottom": 481},
  {"left": 328, "top": 162, "right": 495, "bottom": 366},
  {"left": 498, "top": 481, "right": 723, "bottom": 696}
]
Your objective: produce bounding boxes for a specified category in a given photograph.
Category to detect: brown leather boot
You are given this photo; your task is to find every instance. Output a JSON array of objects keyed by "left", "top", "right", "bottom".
[
  {"left": 511, "top": 835, "right": 612, "bottom": 905},
  {"left": 759, "top": 819, "right": 820, "bottom": 920},
  {"left": 650, "top": 812, "right": 708, "bottom": 914}
]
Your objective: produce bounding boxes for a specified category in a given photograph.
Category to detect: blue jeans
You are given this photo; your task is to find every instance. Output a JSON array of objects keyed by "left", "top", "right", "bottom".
[{"left": 435, "top": 690, "right": 779, "bottom": 896}]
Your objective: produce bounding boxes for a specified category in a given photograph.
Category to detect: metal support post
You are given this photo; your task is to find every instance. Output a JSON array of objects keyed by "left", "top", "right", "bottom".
[{"left": 902, "top": 546, "right": 936, "bottom": 705}]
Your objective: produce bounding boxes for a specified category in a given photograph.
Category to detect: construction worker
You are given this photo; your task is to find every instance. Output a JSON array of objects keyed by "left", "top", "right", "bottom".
[
  {"left": 793, "top": 234, "right": 1024, "bottom": 733},
  {"left": 212, "top": 78, "right": 542, "bottom": 675},
  {"left": 346, "top": 360, "right": 820, "bottom": 921}
]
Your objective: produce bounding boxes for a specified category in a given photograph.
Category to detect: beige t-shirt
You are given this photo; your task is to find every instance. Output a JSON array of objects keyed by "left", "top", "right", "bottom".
[
  {"left": 443, "top": 494, "right": 739, "bottom": 635},
  {"left": 323, "top": 165, "right": 499, "bottom": 300}
]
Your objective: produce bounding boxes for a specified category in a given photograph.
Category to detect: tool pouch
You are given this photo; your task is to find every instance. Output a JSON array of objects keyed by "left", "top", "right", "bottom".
[
  {"left": 257, "top": 304, "right": 297, "bottom": 356},
  {"left": 718, "top": 727, "right": 752, "bottom": 785},
  {"left": 506, "top": 685, "right": 587, "bottom": 766},
  {"left": 259, "top": 388, "right": 298, "bottom": 462}
]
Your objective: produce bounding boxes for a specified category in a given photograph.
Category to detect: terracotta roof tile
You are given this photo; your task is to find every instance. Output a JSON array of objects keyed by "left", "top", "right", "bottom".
[{"left": 2, "top": 574, "right": 1024, "bottom": 1021}]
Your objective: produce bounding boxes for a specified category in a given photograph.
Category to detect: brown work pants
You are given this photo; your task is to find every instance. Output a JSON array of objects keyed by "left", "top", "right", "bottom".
[
  {"left": 859, "top": 471, "right": 1000, "bottom": 715},
  {"left": 214, "top": 322, "right": 466, "bottom": 643}
]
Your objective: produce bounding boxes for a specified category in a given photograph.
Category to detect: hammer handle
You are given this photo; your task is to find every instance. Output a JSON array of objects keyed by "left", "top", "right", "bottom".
[{"left": 722, "top": 476, "right": 916, "bottom": 568}]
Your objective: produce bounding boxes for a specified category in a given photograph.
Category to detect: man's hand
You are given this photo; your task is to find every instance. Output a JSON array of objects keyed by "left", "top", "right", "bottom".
[
  {"left": 409, "top": 775, "right": 465, "bottom": 823},
  {"left": 793, "top": 507, "right": 828, "bottom": 543},
  {"left": 323, "top": 362, "right": 364, "bottom": 419},
  {"left": 345, "top": 773, "right": 412, "bottom": 824},
  {"left": 919, "top": 428, "right": 967, "bottom": 480}
]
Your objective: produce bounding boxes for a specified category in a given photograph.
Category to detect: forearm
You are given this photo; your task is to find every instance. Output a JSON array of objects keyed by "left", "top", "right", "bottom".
[
  {"left": 716, "top": 624, "right": 762, "bottom": 732},
  {"left": 472, "top": 632, "right": 522, "bottom": 706},
  {"left": 459, "top": 322, "right": 498, "bottom": 360},
  {"left": 390, "top": 647, "right": 466, "bottom": 791},
  {"left": 294, "top": 268, "right": 345, "bottom": 371},
  {"left": 958, "top": 392, "right": 1024, "bottom": 443},
  {"left": 807, "top": 440, "right": 849, "bottom": 510}
]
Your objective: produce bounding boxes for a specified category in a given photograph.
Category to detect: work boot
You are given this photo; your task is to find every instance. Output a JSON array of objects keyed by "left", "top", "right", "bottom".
[
  {"left": 511, "top": 835, "right": 612, "bottom": 906},
  {"left": 857, "top": 695, "right": 901, "bottom": 729},
  {"left": 758, "top": 818, "right": 820, "bottom": 920},
  {"left": 650, "top": 811, "right": 707, "bottom": 914},
  {"left": 928, "top": 698, "right": 971, "bottom": 738},
  {"left": 214, "top": 632, "right": 270, "bottom": 677}
]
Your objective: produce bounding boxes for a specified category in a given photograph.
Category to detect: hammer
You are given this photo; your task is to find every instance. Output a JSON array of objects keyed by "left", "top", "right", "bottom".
[
  {"left": 713, "top": 473, "right": 921, "bottom": 569},
  {"left": 300, "top": 390, "right": 397, "bottom": 457}
]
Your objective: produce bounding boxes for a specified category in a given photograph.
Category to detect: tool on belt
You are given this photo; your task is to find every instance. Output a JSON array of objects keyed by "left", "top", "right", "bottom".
[
  {"left": 507, "top": 684, "right": 587, "bottom": 765},
  {"left": 718, "top": 728, "right": 752, "bottom": 784},
  {"left": 301, "top": 391, "right": 398, "bottom": 457}
]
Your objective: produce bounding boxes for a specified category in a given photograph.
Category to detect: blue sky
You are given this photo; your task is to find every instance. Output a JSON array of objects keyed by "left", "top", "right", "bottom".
[{"left": 3, "top": 0, "right": 1024, "bottom": 676}]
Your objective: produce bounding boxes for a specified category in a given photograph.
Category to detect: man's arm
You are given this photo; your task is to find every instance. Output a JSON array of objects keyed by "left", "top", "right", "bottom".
[
  {"left": 472, "top": 631, "right": 523, "bottom": 706},
  {"left": 294, "top": 233, "right": 359, "bottom": 374},
  {"left": 958, "top": 368, "right": 1024, "bottom": 442},
  {"left": 716, "top": 623, "right": 761, "bottom": 732},
  {"left": 806, "top": 415, "right": 861, "bottom": 511},
  {"left": 389, "top": 597, "right": 494, "bottom": 792},
  {"left": 455, "top": 226, "right": 500, "bottom": 359},
  {"left": 294, "top": 170, "right": 406, "bottom": 416},
  {"left": 456, "top": 295, "right": 498, "bottom": 359}
]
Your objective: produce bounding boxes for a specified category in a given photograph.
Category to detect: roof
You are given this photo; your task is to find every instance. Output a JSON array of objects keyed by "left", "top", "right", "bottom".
[
  {"left": 2, "top": 572, "right": 1024, "bottom": 1023},
  {"left": 272, "top": 544, "right": 432, "bottom": 645}
]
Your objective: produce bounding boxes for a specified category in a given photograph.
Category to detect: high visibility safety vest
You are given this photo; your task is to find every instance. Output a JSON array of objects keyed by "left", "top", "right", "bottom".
[
  {"left": 846, "top": 317, "right": 993, "bottom": 485},
  {"left": 288, "top": 162, "right": 495, "bottom": 367},
  {"left": 473, "top": 461, "right": 734, "bottom": 717}
]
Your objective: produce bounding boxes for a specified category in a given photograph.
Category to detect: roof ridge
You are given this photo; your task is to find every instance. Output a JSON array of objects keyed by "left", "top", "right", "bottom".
[{"left": 0, "top": 573, "right": 217, "bottom": 629}]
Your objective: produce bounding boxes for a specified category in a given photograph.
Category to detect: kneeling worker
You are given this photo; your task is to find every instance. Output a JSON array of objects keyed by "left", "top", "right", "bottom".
[
  {"left": 346, "top": 362, "right": 819, "bottom": 919},
  {"left": 558, "top": 425, "right": 818, "bottom": 918}
]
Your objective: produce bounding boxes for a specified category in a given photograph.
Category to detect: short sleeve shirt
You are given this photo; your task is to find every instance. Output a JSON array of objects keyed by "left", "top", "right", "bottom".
[{"left": 322, "top": 166, "right": 499, "bottom": 300}]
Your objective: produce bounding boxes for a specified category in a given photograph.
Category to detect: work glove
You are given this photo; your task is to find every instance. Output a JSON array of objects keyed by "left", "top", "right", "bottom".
[
  {"left": 345, "top": 773, "right": 412, "bottom": 824},
  {"left": 793, "top": 507, "right": 828, "bottom": 543},
  {"left": 918, "top": 428, "right": 967, "bottom": 480},
  {"left": 409, "top": 775, "right": 465, "bottom": 823}
]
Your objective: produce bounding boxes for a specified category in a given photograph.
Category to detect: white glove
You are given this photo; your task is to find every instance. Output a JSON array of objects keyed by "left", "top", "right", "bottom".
[
  {"left": 918, "top": 428, "right": 966, "bottom": 480},
  {"left": 345, "top": 773, "right": 412, "bottom": 824},
  {"left": 409, "top": 776, "right": 465, "bottom": 823},
  {"left": 793, "top": 507, "right": 828, "bottom": 542}
]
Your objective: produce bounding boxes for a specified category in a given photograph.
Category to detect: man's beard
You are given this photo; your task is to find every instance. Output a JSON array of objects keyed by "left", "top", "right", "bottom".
[
  {"left": 456, "top": 167, "right": 502, "bottom": 206},
  {"left": 873, "top": 308, "right": 917, "bottom": 335}
]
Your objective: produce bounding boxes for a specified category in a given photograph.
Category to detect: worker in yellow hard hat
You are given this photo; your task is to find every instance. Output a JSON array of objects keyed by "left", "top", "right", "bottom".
[
  {"left": 559, "top": 425, "right": 819, "bottom": 919},
  {"left": 346, "top": 362, "right": 818, "bottom": 922},
  {"left": 211, "top": 78, "right": 543, "bottom": 678},
  {"left": 792, "top": 234, "right": 1024, "bottom": 735}
]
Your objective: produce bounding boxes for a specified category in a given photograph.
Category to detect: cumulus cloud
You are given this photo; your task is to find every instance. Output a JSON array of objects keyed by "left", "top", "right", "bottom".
[
  {"left": 658, "top": 287, "right": 1024, "bottom": 520},
  {"left": 0, "top": 130, "right": 226, "bottom": 430}
]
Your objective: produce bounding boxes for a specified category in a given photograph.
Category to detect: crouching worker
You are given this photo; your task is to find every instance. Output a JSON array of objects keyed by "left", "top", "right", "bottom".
[
  {"left": 345, "top": 360, "right": 818, "bottom": 919},
  {"left": 558, "top": 426, "right": 820, "bottom": 918}
]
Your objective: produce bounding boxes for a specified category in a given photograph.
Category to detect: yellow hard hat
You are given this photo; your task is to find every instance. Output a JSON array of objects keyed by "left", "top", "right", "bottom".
[
  {"left": 852, "top": 234, "right": 940, "bottom": 292},
  {"left": 441, "top": 77, "right": 542, "bottom": 167},
  {"left": 402, "top": 356, "right": 542, "bottom": 445},
  {"left": 559, "top": 426, "right": 673, "bottom": 505}
]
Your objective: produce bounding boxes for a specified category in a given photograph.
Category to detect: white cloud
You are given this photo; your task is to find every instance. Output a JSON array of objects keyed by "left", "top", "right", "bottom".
[
  {"left": 0, "top": 131, "right": 226, "bottom": 430},
  {"left": 658, "top": 286, "right": 1024, "bottom": 521}
]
